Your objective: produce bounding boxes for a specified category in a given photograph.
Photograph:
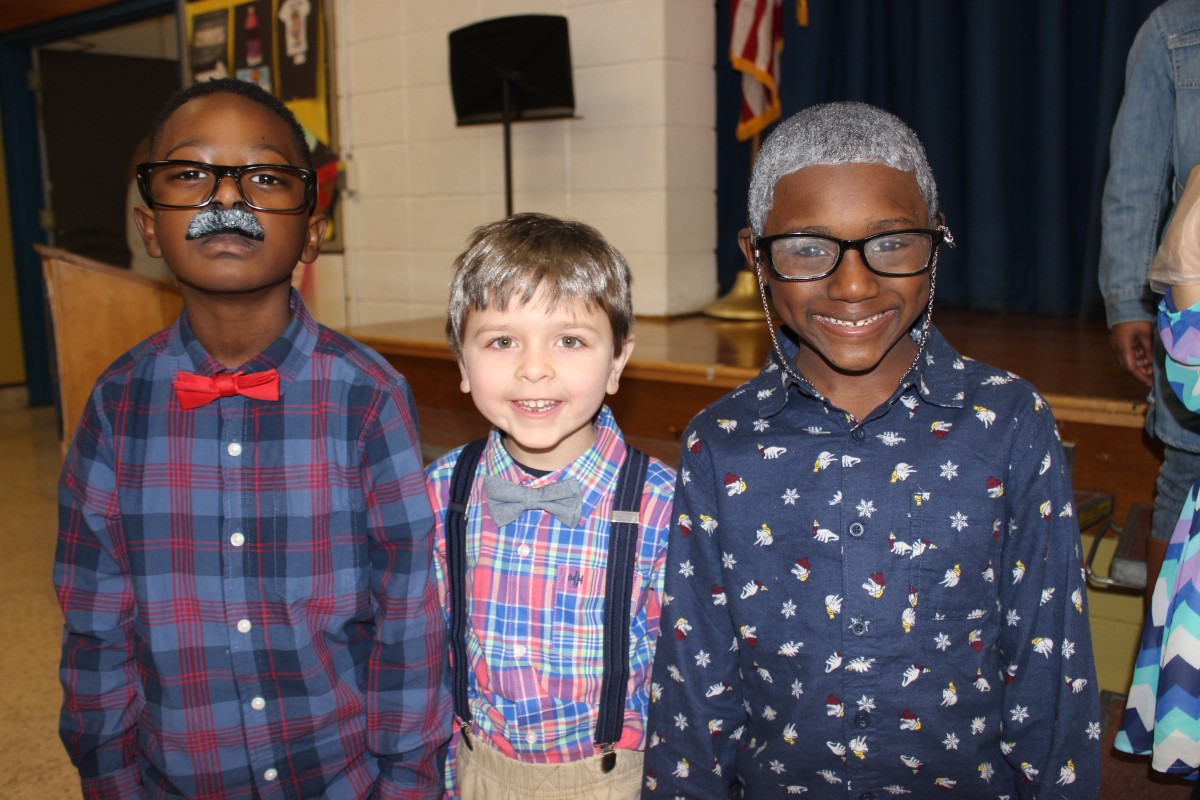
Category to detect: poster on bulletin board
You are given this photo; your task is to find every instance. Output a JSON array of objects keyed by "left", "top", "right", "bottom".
[{"left": 179, "top": 0, "right": 341, "bottom": 255}]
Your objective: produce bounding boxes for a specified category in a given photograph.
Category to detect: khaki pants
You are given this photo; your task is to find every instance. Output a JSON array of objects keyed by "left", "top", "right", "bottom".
[{"left": 456, "top": 736, "right": 643, "bottom": 800}]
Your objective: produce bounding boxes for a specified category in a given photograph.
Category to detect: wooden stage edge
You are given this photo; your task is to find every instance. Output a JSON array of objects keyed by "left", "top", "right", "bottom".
[
  {"left": 347, "top": 308, "right": 1158, "bottom": 527},
  {"left": 348, "top": 308, "right": 1150, "bottom": 429}
]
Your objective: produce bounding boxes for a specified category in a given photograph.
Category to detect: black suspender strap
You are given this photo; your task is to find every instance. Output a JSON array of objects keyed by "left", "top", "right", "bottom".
[
  {"left": 445, "top": 439, "right": 650, "bottom": 770},
  {"left": 445, "top": 437, "right": 487, "bottom": 748},
  {"left": 594, "top": 445, "right": 649, "bottom": 771}
]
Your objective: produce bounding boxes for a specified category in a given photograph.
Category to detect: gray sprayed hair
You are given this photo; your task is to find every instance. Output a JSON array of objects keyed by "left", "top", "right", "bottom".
[
  {"left": 747, "top": 101, "right": 940, "bottom": 235},
  {"left": 445, "top": 212, "right": 634, "bottom": 361}
]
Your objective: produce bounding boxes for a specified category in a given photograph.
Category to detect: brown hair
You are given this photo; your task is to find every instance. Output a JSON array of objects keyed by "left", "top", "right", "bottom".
[{"left": 445, "top": 212, "right": 634, "bottom": 361}]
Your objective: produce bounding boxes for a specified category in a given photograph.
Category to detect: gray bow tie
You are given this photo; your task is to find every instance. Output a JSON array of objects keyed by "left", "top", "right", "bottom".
[{"left": 484, "top": 475, "right": 584, "bottom": 527}]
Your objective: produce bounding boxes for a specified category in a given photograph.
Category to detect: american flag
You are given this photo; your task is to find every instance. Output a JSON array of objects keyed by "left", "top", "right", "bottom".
[
  {"left": 730, "top": 0, "right": 784, "bottom": 142},
  {"left": 730, "top": 1, "right": 807, "bottom": 142}
]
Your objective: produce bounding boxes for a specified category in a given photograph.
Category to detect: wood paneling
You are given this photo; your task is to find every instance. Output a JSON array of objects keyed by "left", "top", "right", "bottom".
[{"left": 38, "top": 245, "right": 181, "bottom": 445}]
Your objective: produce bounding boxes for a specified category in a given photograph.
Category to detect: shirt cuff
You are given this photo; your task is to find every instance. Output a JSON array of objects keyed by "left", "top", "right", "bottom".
[{"left": 79, "top": 761, "right": 147, "bottom": 800}]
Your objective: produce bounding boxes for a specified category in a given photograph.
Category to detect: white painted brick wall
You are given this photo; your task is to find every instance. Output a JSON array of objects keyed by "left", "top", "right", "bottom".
[{"left": 333, "top": 0, "right": 716, "bottom": 323}]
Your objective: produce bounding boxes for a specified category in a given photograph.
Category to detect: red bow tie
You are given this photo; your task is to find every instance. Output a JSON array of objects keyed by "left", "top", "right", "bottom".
[{"left": 173, "top": 369, "right": 280, "bottom": 409}]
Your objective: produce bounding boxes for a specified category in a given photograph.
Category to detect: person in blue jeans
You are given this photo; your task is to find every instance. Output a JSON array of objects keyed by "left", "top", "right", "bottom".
[{"left": 1100, "top": 0, "right": 1200, "bottom": 586}]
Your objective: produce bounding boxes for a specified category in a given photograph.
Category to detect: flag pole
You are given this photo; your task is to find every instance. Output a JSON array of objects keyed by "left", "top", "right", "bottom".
[
  {"left": 704, "top": 0, "right": 783, "bottom": 318},
  {"left": 702, "top": 130, "right": 765, "bottom": 320}
]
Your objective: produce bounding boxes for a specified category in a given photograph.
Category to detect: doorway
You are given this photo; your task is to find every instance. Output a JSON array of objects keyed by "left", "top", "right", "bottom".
[
  {"left": 38, "top": 44, "right": 178, "bottom": 267},
  {"left": 0, "top": 0, "right": 178, "bottom": 407}
]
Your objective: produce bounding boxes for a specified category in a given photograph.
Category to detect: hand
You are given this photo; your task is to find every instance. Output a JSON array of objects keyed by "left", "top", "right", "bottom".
[{"left": 1110, "top": 321, "right": 1154, "bottom": 387}]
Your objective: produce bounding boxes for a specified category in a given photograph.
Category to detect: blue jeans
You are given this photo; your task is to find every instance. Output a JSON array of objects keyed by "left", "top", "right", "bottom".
[{"left": 1154, "top": 442, "right": 1200, "bottom": 541}]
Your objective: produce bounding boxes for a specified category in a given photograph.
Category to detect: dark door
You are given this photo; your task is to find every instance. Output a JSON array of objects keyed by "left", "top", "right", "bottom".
[{"left": 38, "top": 48, "right": 177, "bottom": 266}]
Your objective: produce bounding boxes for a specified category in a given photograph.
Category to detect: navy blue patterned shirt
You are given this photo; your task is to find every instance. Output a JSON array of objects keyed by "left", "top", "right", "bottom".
[
  {"left": 54, "top": 292, "right": 451, "bottom": 800},
  {"left": 642, "top": 323, "right": 1101, "bottom": 799}
]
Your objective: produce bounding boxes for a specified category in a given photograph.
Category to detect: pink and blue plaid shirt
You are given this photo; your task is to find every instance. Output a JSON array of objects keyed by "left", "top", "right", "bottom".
[
  {"left": 54, "top": 292, "right": 451, "bottom": 800},
  {"left": 425, "top": 407, "right": 674, "bottom": 795}
]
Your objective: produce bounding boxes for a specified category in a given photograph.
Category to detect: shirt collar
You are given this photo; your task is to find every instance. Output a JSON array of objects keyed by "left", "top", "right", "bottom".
[
  {"left": 171, "top": 288, "right": 318, "bottom": 398},
  {"left": 754, "top": 316, "right": 966, "bottom": 419}
]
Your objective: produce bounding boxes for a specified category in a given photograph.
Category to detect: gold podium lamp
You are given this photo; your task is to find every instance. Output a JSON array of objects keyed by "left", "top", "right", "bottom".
[{"left": 702, "top": 269, "right": 764, "bottom": 321}]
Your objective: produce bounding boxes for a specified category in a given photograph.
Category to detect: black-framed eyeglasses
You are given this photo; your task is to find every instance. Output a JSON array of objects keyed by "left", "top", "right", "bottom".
[
  {"left": 755, "top": 225, "right": 954, "bottom": 282},
  {"left": 136, "top": 160, "right": 317, "bottom": 213}
]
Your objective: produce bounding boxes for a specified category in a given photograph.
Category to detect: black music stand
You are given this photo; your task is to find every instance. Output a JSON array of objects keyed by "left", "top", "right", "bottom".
[{"left": 449, "top": 15, "right": 575, "bottom": 216}]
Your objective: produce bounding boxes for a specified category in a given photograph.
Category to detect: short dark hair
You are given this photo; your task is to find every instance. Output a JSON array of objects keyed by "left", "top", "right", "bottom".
[
  {"left": 445, "top": 213, "right": 635, "bottom": 361},
  {"left": 148, "top": 78, "right": 313, "bottom": 171}
]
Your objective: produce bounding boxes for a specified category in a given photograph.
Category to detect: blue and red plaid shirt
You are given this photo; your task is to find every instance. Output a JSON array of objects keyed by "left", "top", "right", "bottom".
[
  {"left": 425, "top": 407, "right": 675, "bottom": 796},
  {"left": 54, "top": 291, "right": 451, "bottom": 800}
]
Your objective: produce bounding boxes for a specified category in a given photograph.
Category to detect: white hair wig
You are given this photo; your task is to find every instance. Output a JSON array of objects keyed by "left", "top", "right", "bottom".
[{"left": 747, "top": 101, "right": 940, "bottom": 235}]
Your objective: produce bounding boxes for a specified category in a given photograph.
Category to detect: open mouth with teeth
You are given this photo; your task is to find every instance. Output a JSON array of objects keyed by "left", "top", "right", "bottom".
[
  {"left": 818, "top": 311, "right": 889, "bottom": 328},
  {"left": 514, "top": 399, "right": 561, "bottom": 413}
]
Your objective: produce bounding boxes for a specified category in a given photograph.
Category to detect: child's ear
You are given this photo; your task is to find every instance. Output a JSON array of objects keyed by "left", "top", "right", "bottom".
[
  {"left": 739, "top": 227, "right": 773, "bottom": 294},
  {"left": 300, "top": 213, "right": 328, "bottom": 264},
  {"left": 606, "top": 335, "right": 636, "bottom": 395},
  {"left": 133, "top": 205, "right": 162, "bottom": 258},
  {"left": 737, "top": 226, "right": 755, "bottom": 271},
  {"left": 457, "top": 359, "right": 471, "bottom": 394}
]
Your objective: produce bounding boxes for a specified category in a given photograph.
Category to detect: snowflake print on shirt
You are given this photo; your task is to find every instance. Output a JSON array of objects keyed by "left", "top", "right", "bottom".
[{"left": 642, "top": 324, "right": 1100, "bottom": 798}]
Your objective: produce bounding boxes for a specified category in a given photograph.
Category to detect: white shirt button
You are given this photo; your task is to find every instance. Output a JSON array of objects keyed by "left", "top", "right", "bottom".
[
  {"left": 236, "top": 619, "right": 252, "bottom": 633},
  {"left": 525, "top": 731, "right": 537, "bottom": 744},
  {"left": 512, "top": 644, "right": 527, "bottom": 659},
  {"left": 227, "top": 442, "right": 242, "bottom": 457},
  {"left": 250, "top": 697, "right": 266, "bottom": 710},
  {"left": 263, "top": 768, "right": 278, "bottom": 781},
  {"left": 517, "top": 544, "right": 530, "bottom": 557},
  {"left": 230, "top": 532, "right": 245, "bottom": 547}
]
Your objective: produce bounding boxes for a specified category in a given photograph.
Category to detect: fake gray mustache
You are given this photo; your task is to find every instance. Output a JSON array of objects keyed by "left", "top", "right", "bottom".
[{"left": 185, "top": 207, "right": 266, "bottom": 241}]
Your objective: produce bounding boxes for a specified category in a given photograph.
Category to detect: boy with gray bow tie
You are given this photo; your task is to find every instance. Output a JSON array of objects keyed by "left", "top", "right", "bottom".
[{"left": 425, "top": 212, "right": 675, "bottom": 799}]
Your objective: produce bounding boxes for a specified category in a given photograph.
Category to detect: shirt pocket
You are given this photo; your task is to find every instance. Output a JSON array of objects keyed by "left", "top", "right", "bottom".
[
  {"left": 1168, "top": 26, "right": 1200, "bottom": 90},
  {"left": 268, "top": 487, "right": 362, "bottom": 602},
  {"left": 539, "top": 564, "right": 608, "bottom": 704},
  {"left": 909, "top": 498, "right": 1000, "bottom": 623},
  {"left": 888, "top": 479, "right": 1003, "bottom": 692}
]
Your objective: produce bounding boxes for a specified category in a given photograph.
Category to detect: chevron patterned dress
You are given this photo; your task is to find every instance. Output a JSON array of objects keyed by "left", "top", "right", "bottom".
[{"left": 1117, "top": 291, "right": 1200, "bottom": 780}]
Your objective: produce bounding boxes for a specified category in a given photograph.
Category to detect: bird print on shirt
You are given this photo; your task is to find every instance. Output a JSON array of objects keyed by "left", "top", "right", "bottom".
[{"left": 642, "top": 331, "right": 1100, "bottom": 798}]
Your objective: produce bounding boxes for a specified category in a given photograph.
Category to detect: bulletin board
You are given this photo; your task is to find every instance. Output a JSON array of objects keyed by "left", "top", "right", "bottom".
[{"left": 178, "top": 0, "right": 342, "bottom": 250}]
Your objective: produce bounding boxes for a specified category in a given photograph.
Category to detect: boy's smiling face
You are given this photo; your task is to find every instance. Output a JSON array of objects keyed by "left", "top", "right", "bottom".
[
  {"left": 747, "top": 162, "right": 931, "bottom": 411},
  {"left": 458, "top": 288, "right": 634, "bottom": 472},
  {"left": 134, "top": 92, "right": 324, "bottom": 297}
]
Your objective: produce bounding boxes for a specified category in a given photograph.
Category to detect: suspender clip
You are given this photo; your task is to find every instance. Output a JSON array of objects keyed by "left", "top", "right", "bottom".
[
  {"left": 598, "top": 741, "right": 616, "bottom": 773},
  {"left": 459, "top": 719, "right": 474, "bottom": 751}
]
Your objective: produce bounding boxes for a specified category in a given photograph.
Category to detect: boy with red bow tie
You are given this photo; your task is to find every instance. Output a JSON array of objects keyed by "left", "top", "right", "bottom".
[{"left": 53, "top": 78, "right": 450, "bottom": 799}]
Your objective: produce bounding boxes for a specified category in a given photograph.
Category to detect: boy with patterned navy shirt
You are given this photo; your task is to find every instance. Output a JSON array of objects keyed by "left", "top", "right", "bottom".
[
  {"left": 54, "top": 78, "right": 449, "bottom": 799},
  {"left": 641, "top": 102, "right": 1101, "bottom": 798},
  {"left": 425, "top": 213, "right": 675, "bottom": 799}
]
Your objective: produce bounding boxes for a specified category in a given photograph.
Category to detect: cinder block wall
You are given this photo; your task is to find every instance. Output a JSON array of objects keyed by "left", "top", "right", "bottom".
[{"left": 332, "top": 0, "right": 717, "bottom": 325}]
